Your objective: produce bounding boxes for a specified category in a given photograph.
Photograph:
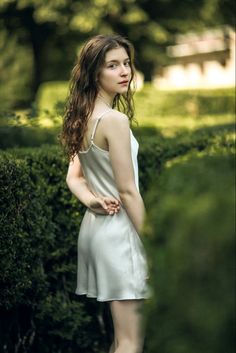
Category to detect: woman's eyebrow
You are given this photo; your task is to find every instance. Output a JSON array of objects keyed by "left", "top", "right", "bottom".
[{"left": 106, "top": 58, "right": 130, "bottom": 63}]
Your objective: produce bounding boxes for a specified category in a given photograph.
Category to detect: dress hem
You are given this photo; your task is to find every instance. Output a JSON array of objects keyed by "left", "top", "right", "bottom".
[{"left": 75, "top": 290, "right": 150, "bottom": 302}]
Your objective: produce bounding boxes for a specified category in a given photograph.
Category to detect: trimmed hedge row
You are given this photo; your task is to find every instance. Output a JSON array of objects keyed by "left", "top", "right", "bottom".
[
  {"left": 136, "top": 123, "right": 235, "bottom": 193},
  {"left": 142, "top": 151, "right": 235, "bottom": 353},
  {"left": 0, "top": 147, "right": 104, "bottom": 353},
  {"left": 0, "top": 110, "right": 61, "bottom": 149},
  {"left": 135, "top": 85, "right": 235, "bottom": 117},
  {"left": 0, "top": 130, "right": 234, "bottom": 352},
  {"left": 0, "top": 113, "right": 234, "bottom": 152}
]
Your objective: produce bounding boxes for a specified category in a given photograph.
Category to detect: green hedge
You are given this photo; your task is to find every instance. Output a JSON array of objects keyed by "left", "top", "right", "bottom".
[
  {"left": 0, "top": 147, "right": 105, "bottom": 353},
  {"left": 0, "top": 156, "right": 48, "bottom": 308},
  {"left": 0, "top": 110, "right": 61, "bottom": 149},
  {"left": 136, "top": 123, "right": 235, "bottom": 192},
  {"left": 142, "top": 151, "right": 235, "bottom": 353},
  {"left": 135, "top": 85, "right": 235, "bottom": 117},
  {"left": 0, "top": 131, "right": 234, "bottom": 352}
]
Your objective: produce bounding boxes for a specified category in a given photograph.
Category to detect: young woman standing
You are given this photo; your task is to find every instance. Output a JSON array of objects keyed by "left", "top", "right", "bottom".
[{"left": 61, "top": 34, "right": 151, "bottom": 353}]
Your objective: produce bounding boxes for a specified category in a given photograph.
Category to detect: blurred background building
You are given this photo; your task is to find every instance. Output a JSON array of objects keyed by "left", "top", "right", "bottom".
[{"left": 154, "top": 26, "right": 235, "bottom": 90}]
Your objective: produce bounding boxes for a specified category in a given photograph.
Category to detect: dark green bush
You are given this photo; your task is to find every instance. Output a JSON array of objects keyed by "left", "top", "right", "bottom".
[
  {"left": 0, "top": 110, "right": 60, "bottom": 149},
  {"left": 142, "top": 151, "right": 235, "bottom": 353},
  {"left": 0, "top": 147, "right": 106, "bottom": 353},
  {"left": 0, "top": 157, "right": 49, "bottom": 309},
  {"left": 137, "top": 122, "right": 235, "bottom": 192},
  {"left": 0, "top": 125, "right": 60, "bottom": 149}
]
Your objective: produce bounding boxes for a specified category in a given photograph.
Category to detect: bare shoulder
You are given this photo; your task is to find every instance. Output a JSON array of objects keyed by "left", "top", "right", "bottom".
[{"left": 102, "top": 109, "right": 130, "bottom": 130}]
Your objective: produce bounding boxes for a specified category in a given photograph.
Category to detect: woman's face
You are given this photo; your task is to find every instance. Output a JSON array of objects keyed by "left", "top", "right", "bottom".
[{"left": 97, "top": 46, "right": 132, "bottom": 97}]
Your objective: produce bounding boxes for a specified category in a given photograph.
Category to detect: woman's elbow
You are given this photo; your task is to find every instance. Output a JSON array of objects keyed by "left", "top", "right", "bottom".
[
  {"left": 66, "top": 174, "right": 72, "bottom": 186},
  {"left": 118, "top": 185, "right": 138, "bottom": 200}
]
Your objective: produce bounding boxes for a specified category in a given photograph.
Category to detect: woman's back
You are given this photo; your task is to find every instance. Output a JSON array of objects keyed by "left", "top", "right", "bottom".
[{"left": 78, "top": 109, "right": 140, "bottom": 202}]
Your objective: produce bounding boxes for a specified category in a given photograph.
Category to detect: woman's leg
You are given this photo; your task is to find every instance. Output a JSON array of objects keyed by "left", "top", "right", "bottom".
[{"left": 108, "top": 299, "right": 145, "bottom": 353}]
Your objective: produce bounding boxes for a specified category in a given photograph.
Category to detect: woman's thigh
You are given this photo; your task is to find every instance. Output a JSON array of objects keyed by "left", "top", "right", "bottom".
[{"left": 109, "top": 299, "right": 145, "bottom": 346}]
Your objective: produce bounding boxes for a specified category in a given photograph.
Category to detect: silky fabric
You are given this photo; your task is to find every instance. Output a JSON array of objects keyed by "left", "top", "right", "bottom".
[{"left": 75, "top": 109, "right": 152, "bottom": 301}]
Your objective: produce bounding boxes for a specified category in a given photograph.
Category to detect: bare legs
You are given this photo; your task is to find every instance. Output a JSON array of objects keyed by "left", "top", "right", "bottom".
[{"left": 108, "top": 299, "right": 145, "bottom": 353}]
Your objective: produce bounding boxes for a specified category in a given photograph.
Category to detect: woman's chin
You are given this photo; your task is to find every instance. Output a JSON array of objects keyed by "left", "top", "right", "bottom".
[{"left": 117, "top": 87, "right": 129, "bottom": 94}]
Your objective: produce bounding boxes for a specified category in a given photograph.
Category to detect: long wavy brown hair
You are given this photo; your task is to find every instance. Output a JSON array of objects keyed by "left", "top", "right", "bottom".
[{"left": 59, "top": 34, "right": 137, "bottom": 162}]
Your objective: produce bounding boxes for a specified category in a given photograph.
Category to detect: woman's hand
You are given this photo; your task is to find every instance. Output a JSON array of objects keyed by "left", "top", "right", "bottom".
[{"left": 89, "top": 195, "right": 120, "bottom": 215}]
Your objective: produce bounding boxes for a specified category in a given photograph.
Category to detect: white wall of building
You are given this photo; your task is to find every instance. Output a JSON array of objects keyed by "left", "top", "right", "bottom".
[{"left": 153, "top": 28, "right": 235, "bottom": 90}]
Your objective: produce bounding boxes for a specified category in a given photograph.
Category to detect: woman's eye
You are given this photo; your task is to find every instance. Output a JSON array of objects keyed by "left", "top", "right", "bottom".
[{"left": 108, "top": 62, "right": 130, "bottom": 69}]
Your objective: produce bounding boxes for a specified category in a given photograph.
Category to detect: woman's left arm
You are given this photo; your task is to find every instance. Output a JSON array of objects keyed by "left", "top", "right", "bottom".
[{"left": 66, "top": 154, "right": 120, "bottom": 215}]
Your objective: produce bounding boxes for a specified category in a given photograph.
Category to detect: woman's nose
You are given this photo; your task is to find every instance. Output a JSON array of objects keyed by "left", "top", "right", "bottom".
[{"left": 120, "top": 64, "right": 130, "bottom": 76}]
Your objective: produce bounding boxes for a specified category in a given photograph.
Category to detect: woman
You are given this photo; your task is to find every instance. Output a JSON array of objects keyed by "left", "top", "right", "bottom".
[{"left": 60, "top": 34, "right": 151, "bottom": 353}]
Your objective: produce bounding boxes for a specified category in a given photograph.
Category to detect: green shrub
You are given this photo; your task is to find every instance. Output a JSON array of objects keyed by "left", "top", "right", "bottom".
[
  {"left": 142, "top": 151, "right": 235, "bottom": 353},
  {"left": 0, "top": 157, "right": 49, "bottom": 309},
  {"left": 0, "top": 110, "right": 61, "bottom": 149},
  {"left": 0, "top": 146, "right": 107, "bottom": 353},
  {"left": 0, "top": 125, "right": 60, "bottom": 149},
  {"left": 137, "top": 122, "right": 235, "bottom": 192},
  {"left": 135, "top": 85, "right": 235, "bottom": 117}
]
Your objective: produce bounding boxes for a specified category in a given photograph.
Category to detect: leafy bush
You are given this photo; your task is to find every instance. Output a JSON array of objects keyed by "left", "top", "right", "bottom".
[
  {"left": 0, "top": 156, "right": 48, "bottom": 309},
  {"left": 0, "top": 146, "right": 106, "bottom": 353},
  {"left": 137, "top": 122, "right": 235, "bottom": 192},
  {"left": 142, "top": 151, "right": 235, "bottom": 353},
  {"left": 0, "top": 110, "right": 61, "bottom": 149},
  {"left": 135, "top": 84, "right": 235, "bottom": 117}
]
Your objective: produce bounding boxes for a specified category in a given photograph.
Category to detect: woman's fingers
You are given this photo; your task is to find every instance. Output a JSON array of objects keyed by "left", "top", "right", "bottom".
[
  {"left": 104, "top": 195, "right": 119, "bottom": 203},
  {"left": 104, "top": 197, "right": 120, "bottom": 207},
  {"left": 94, "top": 195, "right": 121, "bottom": 215},
  {"left": 89, "top": 196, "right": 118, "bottom": 215},
  {"left": 99, "top": 198, "right": 116, "bottom": 214}
]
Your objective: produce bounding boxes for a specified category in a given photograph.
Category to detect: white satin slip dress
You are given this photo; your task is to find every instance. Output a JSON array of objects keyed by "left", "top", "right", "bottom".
[{"left": 75, "top": 109, "right": 152, "bottom": 301}]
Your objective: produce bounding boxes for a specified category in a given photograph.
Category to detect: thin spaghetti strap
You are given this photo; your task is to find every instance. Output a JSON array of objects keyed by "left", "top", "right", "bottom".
[{"left": 90, "top": 109, "right": 112, "bottom": 142}]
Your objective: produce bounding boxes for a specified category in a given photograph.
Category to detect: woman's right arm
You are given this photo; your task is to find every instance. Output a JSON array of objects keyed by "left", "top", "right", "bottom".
[
  {"left": 66, "top": 154, "right": 98, "bottom": 207},
  {"left": 104, "top": 112, "right": 146, "bottom": 234},
  {"left": 66, "top": 154, "right": 120, "bottom": 215}
]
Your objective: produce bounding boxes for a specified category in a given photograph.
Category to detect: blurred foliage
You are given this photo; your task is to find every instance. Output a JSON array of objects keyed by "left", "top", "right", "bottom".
[
  {"left": 1, "top": 83, "right": 234, "bottom": 150},
  {"left": 0, "top": 29, "right": 34, "bottom": 108},
  {"left": 142, "top": 150, "right": 235, "bottom": 353},
  {"left": 34, "top": 80, "right": 235, "bottom": 117},
  {"left": 0, "top": 0, "right": 235, "bottom": 108},
  {"left": 134, "top": 85, "right": 235, "bottom": 118},
  {"left": 36, "top": 81, "right": 69, "bottom": 112}
]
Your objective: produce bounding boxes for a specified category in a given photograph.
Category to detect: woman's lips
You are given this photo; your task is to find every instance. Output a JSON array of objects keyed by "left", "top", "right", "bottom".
[{"left": 118, "top": 81, "right": 129, "bottom": 85}]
